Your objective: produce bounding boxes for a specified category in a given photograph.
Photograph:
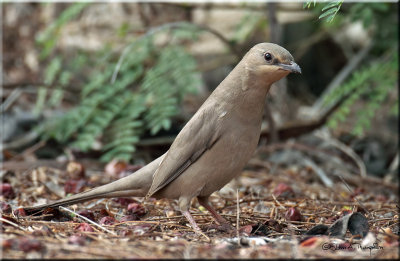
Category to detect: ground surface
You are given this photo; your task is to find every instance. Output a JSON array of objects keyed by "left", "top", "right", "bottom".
[{"left": 1, "top": 144, "right": 398, "bottom": 259}]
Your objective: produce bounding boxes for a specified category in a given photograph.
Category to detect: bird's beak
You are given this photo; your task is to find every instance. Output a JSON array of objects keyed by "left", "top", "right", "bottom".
[{"left": 278, "top": 61, "right": 302, "bottom": 74}]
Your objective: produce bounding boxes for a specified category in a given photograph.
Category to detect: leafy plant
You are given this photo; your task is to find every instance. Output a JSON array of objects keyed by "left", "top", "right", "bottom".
[
  {"left": 324, "top": 51, "right": 398, "bottom": 136},
  {"left": 36, "top": 4, "right": 203, "bottom": 162},
  {"left": 305, "top": 1, "right": 398, "bottom": 136},
  {"left": 304, "top": 0, "right": 343, "bottom": 22}
]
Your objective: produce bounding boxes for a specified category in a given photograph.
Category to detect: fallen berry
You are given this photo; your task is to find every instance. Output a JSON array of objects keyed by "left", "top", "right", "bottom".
[
  {"left": 273, "top": 183, "right": 294, "bottom": 198},
  {"left": 285, "top": 207, "right": 303, "bottom": 221},
  {"left": 127, "top": 203, "right": 146, "bottom": 217},
  {"left": 0, "top": 183, "right": 15, "bottom": 199},
  {"left": 99, "top": 216, "right": 116, "bottom": 225},
  {"left": 75, "top": 223, "right": 94, "bottom": 232}
]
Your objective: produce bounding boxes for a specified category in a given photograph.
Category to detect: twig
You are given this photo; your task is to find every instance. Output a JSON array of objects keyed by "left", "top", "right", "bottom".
[
  {"left": 0, "top": 217, "right": 27, "bottom": 231},
  {"left": 236, "top": 188, "right": 240, "bottom": 244},
  {"left": 271, "top": 194, "right": 286, "bottom": 210},
  {"left": 308, "top": 41, "right": 373, "bottom": 118},
  {"left": 59, "top": 206, "right": 117, "bottom": 235},
  {"left": 302, "top": 157, "right": 333, "bottom": 188},
  {"left": 385, "top": 152, "right": 399, "bottom": 183},
  {"left": 1, "top": 130, "right": 40, "bottom": 150},
  {"left": 314, "top": 130, "right": 367, "bottom": 178},
  {"left": 19, "top": 140, "right": 46, "bottom": 159},
  {"left": 338, "top": 175, "right": 370, "bottom": 214},
  {"left": 0, "top": 88, "right": 22, "bottom": 112}
]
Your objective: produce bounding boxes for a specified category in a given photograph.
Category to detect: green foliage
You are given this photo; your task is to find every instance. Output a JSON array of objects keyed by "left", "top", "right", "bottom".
[
  {"left": 141, "top": 46, "right": 199, "bottom": 135},
  {"left": 304, "top": 0, "right": 343, "bottom": 22},
  {"left": 324, "top": 50, "right": 398, "bottom": 136},
  {"left": 37, "top": 4, "right": 203, "bottom": 162},
  {"left": 303, "top": 0, "right": 317, "bottom": 9},
  {"left": 348, "top": 3, "right": 398, "bottom": 52},
  {"left": 305, "top": 2, "right": 398, "bottom": 136},
  {"left": 34, "top": 3, "right": 90, "bottom": 116},
  {"left": 37, "top": 2, "right": 88, "bottom": 59}
]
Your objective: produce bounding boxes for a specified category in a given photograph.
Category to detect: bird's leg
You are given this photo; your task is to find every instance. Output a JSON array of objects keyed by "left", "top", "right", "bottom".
[
  {"left": 179, "top": 197, "right": 210, "bottom": 240},
  {"left": 182, "top": 210, "right": 210, "bottom": 241},
  {"left": 182, "top": 210, "right": 201, "bottom": 231},
  {"left": 197, "top": 196, "right": 235, "bottom": 232}
]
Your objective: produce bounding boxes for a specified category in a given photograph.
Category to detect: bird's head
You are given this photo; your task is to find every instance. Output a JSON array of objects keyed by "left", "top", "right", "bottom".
[{"left": 243, "top": 42, "right": 301, "bottom": 84}]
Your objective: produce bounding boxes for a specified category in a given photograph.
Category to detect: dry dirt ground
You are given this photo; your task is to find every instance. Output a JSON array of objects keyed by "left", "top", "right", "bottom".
[{"left": 1, "top": 147, "right": 398, "bottom": 259}]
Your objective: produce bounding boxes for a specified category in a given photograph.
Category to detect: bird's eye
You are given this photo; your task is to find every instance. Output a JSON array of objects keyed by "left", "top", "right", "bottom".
[{"left": 264, "top": 52, "right": 272, "bottom": 62}]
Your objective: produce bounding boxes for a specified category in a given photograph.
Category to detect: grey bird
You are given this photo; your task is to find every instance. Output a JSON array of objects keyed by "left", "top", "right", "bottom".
[{"left": 24, "top": 43, "right": 301, "bottom": 234}]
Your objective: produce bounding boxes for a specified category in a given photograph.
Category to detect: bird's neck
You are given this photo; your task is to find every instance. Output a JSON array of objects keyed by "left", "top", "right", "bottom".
[{"left": 213, "top": 62, "right": 273, "bottom": 125}]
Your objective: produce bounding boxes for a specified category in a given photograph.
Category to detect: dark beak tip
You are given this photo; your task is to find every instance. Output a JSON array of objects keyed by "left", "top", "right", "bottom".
[
  {"left": 291, "top": 62, "right": 302, "bottom": 74},
  {"left": 279, "top": 62, "right": 301, "bottom": 74}
]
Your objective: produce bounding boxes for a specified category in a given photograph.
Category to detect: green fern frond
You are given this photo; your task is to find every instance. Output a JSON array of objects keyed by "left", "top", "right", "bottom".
[
  {"left": 303, "top": 0, "right": 317, "bottom": 9},
  {"left": 303, "top": 0, "right": 343, "bottom": 23},
  {"left": 324, "top": 50, "right": 398, "bottom": 136},
  {"left": 38, "top": 10, "right": 205, "bottom": 163},
  {"left": 37, "top": 2, "right": 88, "bottom": 59}
]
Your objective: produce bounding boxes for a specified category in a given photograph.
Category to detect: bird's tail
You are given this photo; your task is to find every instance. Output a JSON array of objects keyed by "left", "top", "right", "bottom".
[{"left": 23, "top": 154, "right": 164, "bottom": 215}]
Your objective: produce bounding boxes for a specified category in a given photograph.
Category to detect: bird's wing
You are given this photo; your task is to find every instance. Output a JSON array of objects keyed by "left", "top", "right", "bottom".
[{"left": 146, "top": 103, "right": 222, "bottom": 198}]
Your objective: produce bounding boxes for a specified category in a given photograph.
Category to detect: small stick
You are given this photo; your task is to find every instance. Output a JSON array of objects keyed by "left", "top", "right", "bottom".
[
  {"left": 315, "top": 131, "right": 367, "bottom": 178},
  {"left": 303, "top": 157, "right": 333, "bottom": 187},
  {"left": 59, "top": 206, "right": 117, "bottom": 235},
  {"left": 0, "top": 217, "right": 27, "bottom": 231},
  {"left": 338, "top": 175, "right": 370, "bottom": 215},
  {"left": 236, "top": 188, "right": 240, "bottom": 244},
  {"left": 271, "top": 194, "right": 286, "bottom": 210}
]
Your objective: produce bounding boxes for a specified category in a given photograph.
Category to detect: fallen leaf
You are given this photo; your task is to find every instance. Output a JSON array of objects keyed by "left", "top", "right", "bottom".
[
  {"left": 348, "top": 212, "right": 369, "bottom": 238},
  {"left": 305, "top": 224, "right": 329, "bottom": 235},
  {"left": 300, "top": 236, "right": 319, "bottom": 247}
]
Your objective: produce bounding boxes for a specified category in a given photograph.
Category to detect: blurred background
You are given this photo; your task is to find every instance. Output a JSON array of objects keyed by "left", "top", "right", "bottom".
[{"left": 1, "top": 1, "right": 398, "bottom": 181}]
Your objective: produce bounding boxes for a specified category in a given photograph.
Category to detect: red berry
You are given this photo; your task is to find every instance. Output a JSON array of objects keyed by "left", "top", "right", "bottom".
[
  {"left": 0, "top": 183, "right": 15, "bottom": 199},
  {"left": 273, "top": 183, "right": 294, "bottom": 198},
  {"left": 75, "top": 223, "right": 94, "bottom": 232},
  {"left": 13, "top": 208, "right": 26, "bottom": 217},
  {"left": 99, "top": 216, "right": 116, "bottom": 225},
  {"left": 77, "top": 210, "right": 95, "bottom": 221},
  {"left": 127, "top": 203, "right": 146, "bottom": 217},
  {"left": 64, "top": 179, "right": 86, "bottom": 194},
  {"left": 120, "top": 215, "right": 140, "bottom": 222},
  {"left": 0, "top": 201, "right": 12, "bottom": 214},
  {"left": 285, "top": 207, "right": 303, "bottom": 221}
]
